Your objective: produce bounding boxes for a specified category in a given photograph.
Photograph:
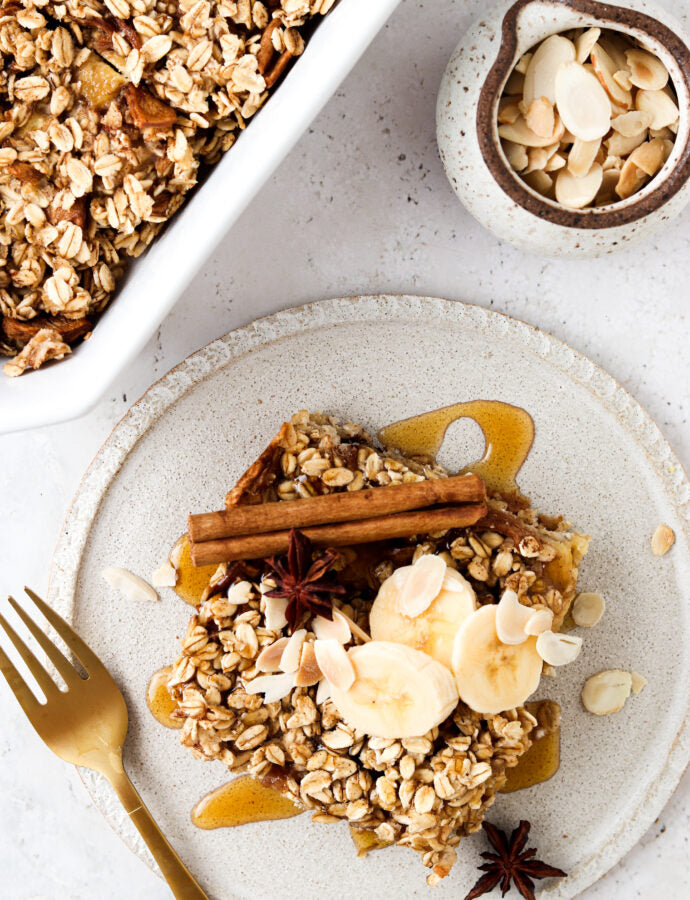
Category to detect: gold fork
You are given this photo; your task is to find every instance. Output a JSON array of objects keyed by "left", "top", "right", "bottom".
[{"left": 0, "top": 588, "right": 209, "bottom": 900}]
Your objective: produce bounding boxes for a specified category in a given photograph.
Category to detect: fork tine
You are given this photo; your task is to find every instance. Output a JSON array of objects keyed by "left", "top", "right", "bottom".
[
  {"left": 24, "top": 588, "right": 104, "bottom": 677},
  {"left": 0, "top": 607, "right": 58, "bottom": 698},
  {"left": 8, "top": 596, "right": 82, "bottom": 687},
  {"left": 0, "top": 644, "right": 41, "bottom": 716}
]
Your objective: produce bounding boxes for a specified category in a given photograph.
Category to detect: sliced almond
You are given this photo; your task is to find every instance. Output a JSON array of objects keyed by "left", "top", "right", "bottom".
[
  {"left": 525, "top": 146, "right": 549, "bottom": 173},
  {"left": 227, "top": 580, "right": 254, "bottom": 605},
  {"left": 572, "top": 592, "right": 605, "bottom": 627},
  {"left": 598, "top": 34, "right": 632, "bottom": 72},
  {"left": 615, "top": 157, "right": 648, "bottom": 200},
  {"left": 499, "top": 113, "right": 564, "bottom": 148},
  {"left": 536, "top": 630, "right": 582, "bottom": 666},
  {"left": 514, "top": 52, "right": 533, "bottom": 76},
  {"left": 630, "top": 671, "right": 647, "bottom": 694},
  {"left": 555, "top": 162, "right": 603, "bottom": 208},
  {"left": 595, "top": 168, "right": 621, "bottom": 206},
  {"left": 398, "top": 554, "right": 446, "bottom": 617},
  {"left": 651, "top": 523, "right": 675, "bottom": 557},
  {"left": 555, "top": 62, "right": 611, "bottom": 141},
  {"left": 524, "top": 169, "right": 553, "bottom": 196},
  {"left": 602, "top": 154, "right": 622, "bottom": 171},
  {"left": 245, "top": 671, "right": 295, "bottom": 704},
  {"left": 545, "top": 152, "right": 567, "bottom": 172},
  {"left": 575, "top": 27, "right": 600, "bottom": 64},
  {"left": 524, "top": 608, "right": 554, "bottom": 636},
  {"left": 606, "top": 129, "right": 647, "bottom": 158},
  {"left": 313, "top": 639, "right": 355, "bottom": 690},
  {"left": 591, "top": 44, "right": 632, "bottom": 108},
  {"left": 523, "top": 34, "right": 576, "bottom": 105},
  {"left": 625, "top": 48, "right": 669, "bottom": 91},
  {"left": 611, "top": 109, "right": 653, "bottom": 137},
  {"left": 315, "top": 677, "right": 331, "bottom": 706},
  {"left": 495, "top": 589, "right": 532, "bottom": 644},
  {"left": 264, "top": 595, "right": 288, "bottom": 631},
  {"left": 502, "top": 139, "right": 529, "bottom": 172},
  {"left": 629, "top": 138, "right": 666, "bottom": 177},
  {"left": 581, "top": 669, "right": 632, "bottom": 715},
  {"left": 294, "top": 641, "right": 323, "bottom": 687},
  {"left": 650, "top": 125, "right": 673, "bottom": 140},
  {"left": 525, "top": 96, "right": 555, "bottom": 138},
  {"left": 498, "top": 96, "right": 522, "bottom": 125},
  {"left": 313, "top": 609, "right": 351, "bottom": 643},
  {"left": 612, "top": 69, "right": 633, "bottom": 92},
  {"left": 102, "top": 567, "right": 159, "bottom": 603},
  {"left": 256, "top": 637, "right": 290, "bottom": 672},
  {"left": 661, "top": 138, "right": 675, "bottom": 162},
  {"left": 151, "top": 560, "right": 177, "bottom": 588},
  {"left": 636, "top": 89, "right": 679, "bottom": 130},
  {"left": 279, "top": 628, "right": 307, "bottom": 673},
  {"left": 568, "top": 137, "right": 601, "bottom": 177}
]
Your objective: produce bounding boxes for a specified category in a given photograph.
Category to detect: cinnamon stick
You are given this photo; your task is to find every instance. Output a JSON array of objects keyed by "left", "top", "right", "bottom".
[
  {"left": 190, "top": 502, "right": 488, "bottom": 566},
  {"left": 188, "top": 473, "right": 485, "bottom": 543}
]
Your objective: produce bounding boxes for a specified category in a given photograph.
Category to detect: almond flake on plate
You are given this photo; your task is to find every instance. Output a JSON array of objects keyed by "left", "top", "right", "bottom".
[
  {"left": 581, "top": 669, "right": 632, "bottom": 715},
  {"left": 151, "top": 560, "right": 177, "bottom": 588},
  {"left": 651, "top": 523, "right": 675, "bottom": 557},
  {"left": 102, "top": 567, "right": 159, "bottom": 603}
]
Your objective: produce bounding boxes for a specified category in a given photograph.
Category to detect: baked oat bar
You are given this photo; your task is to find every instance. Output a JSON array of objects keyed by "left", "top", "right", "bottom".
[
  {"left": 165, "top": 411, "right": 589, "bottom": 885},
  {"left": 0, "top": 1, "right": 336, "bottom": 374}
]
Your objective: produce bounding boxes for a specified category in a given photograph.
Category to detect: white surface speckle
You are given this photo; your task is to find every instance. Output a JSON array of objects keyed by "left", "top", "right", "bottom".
[{"left": 0, "top": 0, "right": 688, "bottom": 897}]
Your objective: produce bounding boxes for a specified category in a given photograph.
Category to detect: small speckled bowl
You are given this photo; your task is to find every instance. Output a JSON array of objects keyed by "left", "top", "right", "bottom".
[{"left": 436, "top": 0, "right": 690, "bottom": 257}]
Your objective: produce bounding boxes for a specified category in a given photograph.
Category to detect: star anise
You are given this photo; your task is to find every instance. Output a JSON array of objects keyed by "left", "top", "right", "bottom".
[
  {"left": 263, "top": 529, "right": 346, "bottom": 633},
  {"left": 464, "top": 820, "right": 566, "bottom": 900}
]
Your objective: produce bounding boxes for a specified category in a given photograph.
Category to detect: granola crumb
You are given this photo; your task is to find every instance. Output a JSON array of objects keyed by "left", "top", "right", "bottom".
[{"left": 2, "top": 328, "right": 71, "bottom": 376}]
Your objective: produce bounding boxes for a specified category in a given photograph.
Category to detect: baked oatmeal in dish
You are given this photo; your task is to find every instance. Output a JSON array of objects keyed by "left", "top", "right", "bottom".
[
  {"left": 0, "top": 0, "right": 335, "bottom": 375},
  {"left": 165, "top": 410, "right": 589, "bottom": 886}
]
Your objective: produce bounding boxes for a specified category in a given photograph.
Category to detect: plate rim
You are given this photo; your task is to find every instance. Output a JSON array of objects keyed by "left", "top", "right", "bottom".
[{"left": 48, "top": 294, "right": 690, "bottom": 899}]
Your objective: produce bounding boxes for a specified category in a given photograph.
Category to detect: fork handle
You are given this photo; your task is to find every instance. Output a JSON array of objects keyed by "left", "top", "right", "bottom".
[{"left": 107, "top": 767, "right": 209, "bottom": 900}]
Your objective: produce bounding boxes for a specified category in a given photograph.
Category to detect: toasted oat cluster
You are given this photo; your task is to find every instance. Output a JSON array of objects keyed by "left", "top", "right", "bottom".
[
  {"left": 166, "top": 412, "right": 588, "bottom": 885},
  {"left": 0, "top": 0, "right": 334, "bottom": 375}
]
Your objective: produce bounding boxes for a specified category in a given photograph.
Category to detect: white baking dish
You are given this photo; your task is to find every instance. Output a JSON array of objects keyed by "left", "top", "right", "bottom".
[{"left": 0, "top": 0, "right": 401, "bottom": 434}]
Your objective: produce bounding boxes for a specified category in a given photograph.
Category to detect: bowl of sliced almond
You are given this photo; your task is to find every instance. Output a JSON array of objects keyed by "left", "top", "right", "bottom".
[{"left": 437, "top": 0, "right": 690, "bottom": 257}]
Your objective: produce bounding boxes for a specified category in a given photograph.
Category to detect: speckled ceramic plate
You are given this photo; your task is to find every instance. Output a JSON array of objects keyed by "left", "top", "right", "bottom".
[{"left": 49, "top": 296, "right": 689, "bottom": 900}]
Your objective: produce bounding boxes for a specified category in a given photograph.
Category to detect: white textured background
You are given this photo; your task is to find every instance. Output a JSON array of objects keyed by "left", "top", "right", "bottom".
[{"left": 0, "top": 0, "right": 688, "bottom": 897}]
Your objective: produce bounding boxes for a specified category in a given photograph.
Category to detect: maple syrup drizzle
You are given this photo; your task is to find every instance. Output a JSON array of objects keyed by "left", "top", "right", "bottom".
[
  {"left": 191, "top": 775, "right": 302, "bottom": 829},
  {"left": 500, "top": 728, "right": 561, "bottom": 793},
  {"left": 349, "top": 825, "right": 393, "bottom": 856},
  {"left": 145, "top": 666, "right": 181, "bottom": 730},
  {"left": 170, "top": 533, "right": 219, "bottom": 606},
  {"left": 378, "top": 400, "right": 534, "bottom": 496}
]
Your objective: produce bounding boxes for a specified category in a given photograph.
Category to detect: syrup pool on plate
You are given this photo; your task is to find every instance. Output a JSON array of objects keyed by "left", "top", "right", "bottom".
[
  {"left": 191, "top": 775, "right": 302, "bottom": 829},
  {"left": 145, "top": 666, "right": 181, "bottom": 730},
  {"left": 378, "top": 399, "right": 534, "bottom": 496},
  {"left": 501, "top": 727, "right": 561, "bottom": 793},
  {"left": 170, "top": 533, "right": 219, "bottom": 606}
]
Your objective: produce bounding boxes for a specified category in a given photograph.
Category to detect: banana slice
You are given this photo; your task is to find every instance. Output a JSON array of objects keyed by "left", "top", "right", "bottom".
[
  {"left": 452, "top": 605, "right": 542, "bottom": 714},
  {"left": 369, "top": 563, "right": 476, "bottom": 669},
  {"left": 329, "top": 641, "right": 459, "bottom": 739}
]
